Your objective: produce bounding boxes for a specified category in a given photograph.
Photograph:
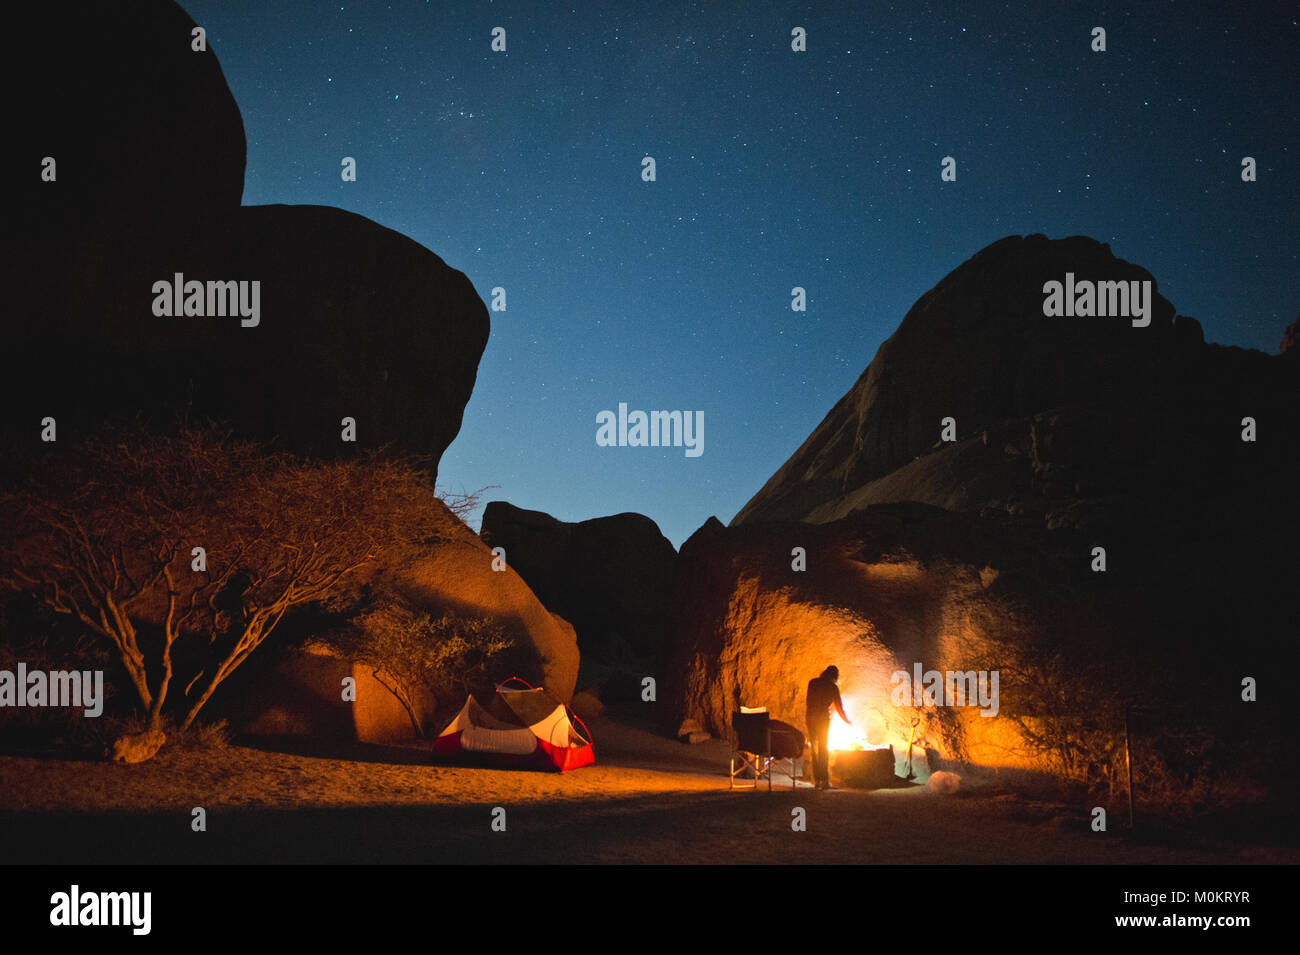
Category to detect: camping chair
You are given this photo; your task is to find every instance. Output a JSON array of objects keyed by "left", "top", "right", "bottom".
[{"left": 730, "top": 707, "right": 775, "bottom": 790}]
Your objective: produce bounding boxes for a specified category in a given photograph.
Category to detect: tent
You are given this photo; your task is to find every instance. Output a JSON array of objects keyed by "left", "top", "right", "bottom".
[{"left": 432, "top": 678, "right": 595, "bottom": 772}]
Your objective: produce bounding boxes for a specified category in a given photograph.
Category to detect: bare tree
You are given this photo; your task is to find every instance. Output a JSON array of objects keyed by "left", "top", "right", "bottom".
[{"left": 0, "top": 425, "right": 445, "bottom": 748}]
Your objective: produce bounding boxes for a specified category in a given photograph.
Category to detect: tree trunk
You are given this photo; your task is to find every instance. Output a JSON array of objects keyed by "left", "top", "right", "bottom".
[{"left": 372, "top": 668, "right": 424, "bottom": 738}]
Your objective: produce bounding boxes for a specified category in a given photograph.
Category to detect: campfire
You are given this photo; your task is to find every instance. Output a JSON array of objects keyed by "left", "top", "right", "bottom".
[
  {"left": 825, "top": 703, "right": 897, "bottom": 788},
  {"left": 828, "top": 719, "right": 892, "bottom": 752}
]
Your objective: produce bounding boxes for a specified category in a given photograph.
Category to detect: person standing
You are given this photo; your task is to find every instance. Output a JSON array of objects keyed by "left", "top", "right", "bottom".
[{"left": 806, "top": 665, "right": 851, "bottom": 790}]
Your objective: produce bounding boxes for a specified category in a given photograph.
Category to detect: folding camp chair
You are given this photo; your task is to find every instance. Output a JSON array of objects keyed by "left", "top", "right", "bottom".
[
  {"left": 730, "top": 706, "right": 775, "bottom": 790},
  {"left": 730, "top": 707, "right": 808, "bottom": 790}
]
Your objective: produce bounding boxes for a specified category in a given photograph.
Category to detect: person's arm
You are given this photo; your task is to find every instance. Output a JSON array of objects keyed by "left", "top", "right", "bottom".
[{"left": 832, "top": 687, "right": 850, "bottom": 725}]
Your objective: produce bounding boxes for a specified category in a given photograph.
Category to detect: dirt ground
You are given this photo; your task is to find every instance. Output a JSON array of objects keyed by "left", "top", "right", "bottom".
[{"left": 1, "top": 714, "right": 1295, "bottom": 865}]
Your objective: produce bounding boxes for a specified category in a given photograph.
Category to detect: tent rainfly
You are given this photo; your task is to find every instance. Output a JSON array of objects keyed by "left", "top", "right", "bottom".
[{"left": 432, "top": 678, "right": 595, "bottom": 772}]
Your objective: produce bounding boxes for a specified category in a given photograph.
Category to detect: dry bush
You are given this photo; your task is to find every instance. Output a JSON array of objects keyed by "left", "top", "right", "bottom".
[
  {"left": 435, "top": 484, "right": 499, "bottom": 528},
  {"left": 321, "top": 597, "right": 540, "bottom": 736}
]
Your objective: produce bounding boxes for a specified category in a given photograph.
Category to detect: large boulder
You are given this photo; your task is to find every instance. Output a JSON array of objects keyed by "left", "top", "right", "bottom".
[
  {"left": 8, "top": 203, "right": 488, "bottom": 480},
  {"left": 9, "top": 0, "right": 516, "bottom": 749},
  {"left": 384, "top": 508, "right": 582, "bottom": 706},
  {"left": 222, "top": 499, "right": 581, "bottom": 743},
  {"left": 9, "top": 4, "right": 488, "bottom": 482},
  {"left": 662, "top": 494, "right": 1298, "bottom": 788},
  {"left": 223, "top": 644, "right": 436, "bottom": 746},
  {"left": 480, "top": 502, "right": 677, "bottom": 660}
]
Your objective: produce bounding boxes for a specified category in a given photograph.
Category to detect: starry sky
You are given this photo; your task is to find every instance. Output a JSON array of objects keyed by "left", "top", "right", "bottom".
[{"left": 184, "top": 0, "right": 1297, "bottom": 547}]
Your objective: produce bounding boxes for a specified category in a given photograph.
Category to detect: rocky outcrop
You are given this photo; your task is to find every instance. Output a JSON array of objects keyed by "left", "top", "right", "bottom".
[
  {"left": 10, "top": 0, "right": 526, "bottom": 745},
  {"left": 222, "top": 499, "right": 581, "bottom": 742},
  {"left": 732, "top": 234, "right": 1298, "bottom": 529},
  {"left": 21, "top": 0, "right": 246, "bottom": 233},
  {"left": 662, "top": 492, "right": 1298, "bottom": 788},
  {"left": 660, "top": 503, "right": 1111, "bottom": 774},
  {"left": 223, "top": 644, "right": 437, "bottom": 745},
  {"left": 480, "top": 502, "right": 677, "bottom": 660},
  {"left": 678, "top": 236, "right": 1298, "bottom": 791},
  {"left": 9, "top": 3, "right": 488, "bottom": 480},
  {"left": 10, "top": 204, "right": 489, "bottom": 478},
  {"left": 385, "top": 506, "right": 582, "bottom": 705}
]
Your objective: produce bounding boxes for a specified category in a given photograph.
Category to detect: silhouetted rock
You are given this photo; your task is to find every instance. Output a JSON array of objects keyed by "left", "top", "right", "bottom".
[
  {"left": 8, "top": 0, "right": 511, "bottom": 753},
  {"left": 21, "top": 0, "right": 245, "bottom": 235},
  {"left": 480, "top": 502, "right": 677, "bottom": 660},
  {"left": 147, "top": 204, "right": 488, "bottom": 468},
  {"left": 681, "top": 237, "right": 1298, "bottom": 793},
  {"left": 733, "top": 234, "right": 1299, "bottom": 530},
  {"left": 9, "top": 0, "right": 488, "bottom": 479},
  {"left": 1282, "top": 318, "right": 1299, "bottom": 357}
]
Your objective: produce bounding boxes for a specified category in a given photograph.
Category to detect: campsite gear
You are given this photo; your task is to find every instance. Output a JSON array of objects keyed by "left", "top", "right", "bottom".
[
  {"left": 771, "top": 718, "right": 807, "bottom": 787},
  {"left": 769, "top": 720, "right": 805, "bottom": 759},
  {"left": 830, "top": 745, "right": 896, "bottom": 789},
  {"left": 729, "top": 708, "right": 805, "bottom": 790},
  {"left": 432, "top": 677, "right": 595, "bottom": 772},
  {"left": 904, "top": 714, "right": 921, "bottom": 781},
  {"left": 730, "top": 707, "right": 774, "bottom": 790}
]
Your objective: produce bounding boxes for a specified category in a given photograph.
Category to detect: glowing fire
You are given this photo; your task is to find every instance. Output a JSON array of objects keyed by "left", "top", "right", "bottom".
[
  {"left": 825, "top": 697, "right": 894, "bottom": 751},
  {"left": 827, "top": 717, "right": 890, "bottom": 751}
]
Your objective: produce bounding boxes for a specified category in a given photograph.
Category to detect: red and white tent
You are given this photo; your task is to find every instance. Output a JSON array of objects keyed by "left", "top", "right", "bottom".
[{"left": 432, "top": 678, "right": 595, "bottom": 772}]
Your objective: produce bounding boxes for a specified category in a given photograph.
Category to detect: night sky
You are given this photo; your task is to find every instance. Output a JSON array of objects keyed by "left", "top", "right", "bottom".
[{"left": 183, "top": 0, "right": 1297, "bottom": 547}]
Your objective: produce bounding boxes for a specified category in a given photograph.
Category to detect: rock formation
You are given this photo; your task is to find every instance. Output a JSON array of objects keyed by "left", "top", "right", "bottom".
[
  {"left": 668, "top": 235, "right": 1298, "bottom": 791},
  {"left": 9, "top": 0, "right": 539, "bottom": 749},
  {"left": 732, "top": 234, "right": 1298, "bottom": 530},
  {"left": 221, "top": 498, "right": 581, "bottom": 743},
  {"left": 660, "top": 503, "right": 1115, "bottom": 774},
  {"left": 10, "top": 1, "right": 487, "bottom": 480},
  {"left": 383, "top": 504, "right": 582, "bottom": 706},
  {"left": 21, "top": 0, "right": 246, "bottom": 232},
  {"left": 480, "top": 502, "right": 677, "bottom": 660}
]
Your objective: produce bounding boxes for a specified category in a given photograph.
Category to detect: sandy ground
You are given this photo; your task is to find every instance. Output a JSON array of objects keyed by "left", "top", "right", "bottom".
[{"left": 1, "top": 713, "right": 1295, "bottom": 864}]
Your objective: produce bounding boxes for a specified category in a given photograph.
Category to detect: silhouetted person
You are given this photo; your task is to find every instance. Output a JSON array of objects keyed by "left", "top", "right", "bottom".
[{"left": 806, "top": 665, "right": 851, "bottom": 790}]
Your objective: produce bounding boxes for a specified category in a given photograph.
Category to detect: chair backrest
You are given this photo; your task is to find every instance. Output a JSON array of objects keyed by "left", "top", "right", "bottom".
[{"left": 732, "top": 710, "right": 771, "bottom": 754}]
